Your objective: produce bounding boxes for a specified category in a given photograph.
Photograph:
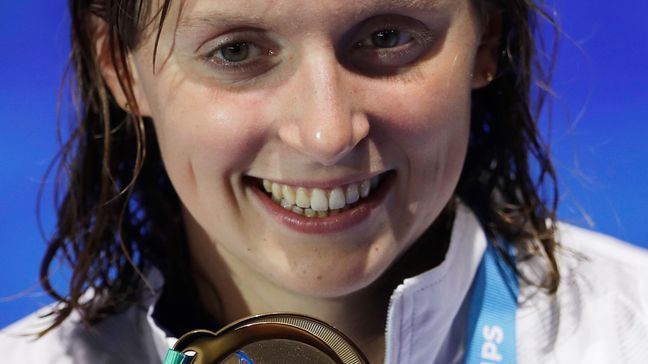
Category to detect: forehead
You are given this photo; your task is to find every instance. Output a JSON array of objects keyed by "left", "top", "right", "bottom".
[{"left": 172, "top": 0, "right": 457, "bottom": 32}]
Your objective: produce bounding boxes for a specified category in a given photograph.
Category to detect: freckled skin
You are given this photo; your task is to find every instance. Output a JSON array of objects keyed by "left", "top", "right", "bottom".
[{"left": 115, "top": 0, "right": 496, "bottom": 357}]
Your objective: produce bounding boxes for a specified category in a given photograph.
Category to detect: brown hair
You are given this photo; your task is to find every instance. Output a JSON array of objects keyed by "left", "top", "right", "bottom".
[{"left": 39, "top": 0, "right": 560, "bottom": 335}]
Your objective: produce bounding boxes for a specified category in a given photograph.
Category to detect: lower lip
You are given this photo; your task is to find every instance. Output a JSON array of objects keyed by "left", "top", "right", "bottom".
[{"left": 248, "top": 172, "right": 394, "bottom": 234}]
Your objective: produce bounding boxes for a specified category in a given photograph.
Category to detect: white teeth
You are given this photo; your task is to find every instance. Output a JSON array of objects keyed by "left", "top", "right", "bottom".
[
  {"left": 263, "top": 179, "right": 272, "bottom": 193},
  {"left": 272, "top": 183, "right": 282, "bottom": 202},
  {"left": 360, "top": 179, "right": 371, "bottom": 198},
  {"left": 260, "top": 174, "right": 384, "bottom": 217},
  {"left": 310, "top": 188, "right": 328, "bottom": 211},
  {"left": 292, "top": 206, "right": 304, "bottom": 215},
  {"left": 329, "top": 188, "right": 346, "bottom": 210},
  {"left": 296, "top": 187, "right": 310, "bottom": 208},
  {"left": 282, "top": 185, "right": 296, "bottom": 205},
  {"left": 345, "top": 183, "right": 359, "bottom": 204}
]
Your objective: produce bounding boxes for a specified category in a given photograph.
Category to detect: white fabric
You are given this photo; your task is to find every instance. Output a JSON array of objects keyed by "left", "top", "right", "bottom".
[
  {"left": 2, "top": 204, "right": 647, "bottom": 363},
  {"left": 383, "top": 203, "right": 487, "bottom": 364}
]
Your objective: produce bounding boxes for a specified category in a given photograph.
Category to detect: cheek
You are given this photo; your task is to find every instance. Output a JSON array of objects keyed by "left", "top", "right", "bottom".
[
  {"left": 147, "top": 81, "right": 277, "bottom": 214},
  {"left": 372, "top": 74, "right": 472, "bottom": 165},
  {"left": 152, "top": 83, "right": 273, "bottom": 177},
  {"left": 368, "top": 67, "right": 472, "bottom": 218}
]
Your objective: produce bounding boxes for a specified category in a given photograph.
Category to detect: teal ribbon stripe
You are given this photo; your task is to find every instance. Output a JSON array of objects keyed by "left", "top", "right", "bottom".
[{"left": 163, "top": 349, "right": 192, "bottom": 364}]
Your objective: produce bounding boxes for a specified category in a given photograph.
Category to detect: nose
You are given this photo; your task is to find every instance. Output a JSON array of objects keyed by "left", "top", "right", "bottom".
[{"left": 277, "top": 49, "right": 369, "bottom": 166}]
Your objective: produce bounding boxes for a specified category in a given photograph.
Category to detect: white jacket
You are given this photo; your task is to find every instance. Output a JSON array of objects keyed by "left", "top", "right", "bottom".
[{"left": 2, "top": 204, "right": 647, "bottom": 363}]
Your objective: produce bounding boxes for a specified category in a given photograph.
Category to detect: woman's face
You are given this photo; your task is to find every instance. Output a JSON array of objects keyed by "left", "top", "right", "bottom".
[{"left": 124, "top": 0, "right": 493, "bottom": 297}]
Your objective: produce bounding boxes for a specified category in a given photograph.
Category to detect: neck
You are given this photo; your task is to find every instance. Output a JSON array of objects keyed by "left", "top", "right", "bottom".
[
  {"left": 188, "top": 206, "right": 455, "bottom": 363},
  {"left": 192, "top": 246, "right": 391, "bottom": 363}
]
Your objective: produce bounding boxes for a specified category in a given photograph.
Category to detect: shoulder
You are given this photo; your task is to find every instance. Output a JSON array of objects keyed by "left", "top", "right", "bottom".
[
  {"left": 0, "top": 309, "right": 71, "bottom": 363},
  {"left": 556, "top": 222, "right": 648, "bottom": 270},
  {"left": 554, "top": 223, "right": 648, "bottom": 314},
  {"left": 555, "top": 223, "right": 648, "bottom": 320},
  {"left": 0, "top": 303, "right": 167, "bottom": 364},
  {"left": 517, "top": 223, "right": 648, "bottom": 363}
]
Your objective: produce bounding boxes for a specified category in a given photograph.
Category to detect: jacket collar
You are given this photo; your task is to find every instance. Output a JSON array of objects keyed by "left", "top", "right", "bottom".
[
  {"left": 145, "top": 204, "right": 486, "bottom": 363},
  {"left": 384, "top": 204, "right": 486, "bottom": 363}
]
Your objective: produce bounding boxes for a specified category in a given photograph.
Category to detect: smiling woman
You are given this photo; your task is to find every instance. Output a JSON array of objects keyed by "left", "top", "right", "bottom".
[
  {"left": 1, "top": 0, "right": 647, "bottom": 363},
  {"left": 137, "top": 0, "right": 481, "bottom": 305}
]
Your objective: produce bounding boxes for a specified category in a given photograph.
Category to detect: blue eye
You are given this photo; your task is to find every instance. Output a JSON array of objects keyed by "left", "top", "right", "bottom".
[
  {"left": 372, "top": 29, "right": 401, "bottom": 48},
  {"left": 208, "top": 41, "right": 267, "bottom": 64},
  {"left": 197, "top": 31, "right": 282, "bottom": 84},
  {"left": 219, "top": 42, "right": 250, "bottom": 62},
  {"left": 357, "top": 29, "right": 414, "bottom": 49},
  {"left": 350, "top": 27, "right": 434, "bottom": 71},
  {"left": 355, "top": 29, "right": 414, "bottom": 49}
]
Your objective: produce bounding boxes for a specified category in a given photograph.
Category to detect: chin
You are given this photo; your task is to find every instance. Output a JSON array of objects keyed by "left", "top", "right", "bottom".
[{"left": 268, "top": 250, "right": 395, "bottom": 299}]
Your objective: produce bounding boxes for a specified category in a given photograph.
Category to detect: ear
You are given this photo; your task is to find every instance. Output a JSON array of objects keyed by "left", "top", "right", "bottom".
[
  {"left": 472, "top": 7, "right": 503, "bottom": 89},
  {"left": 93, "top": 16, "right": 151, "bottom": 116}
]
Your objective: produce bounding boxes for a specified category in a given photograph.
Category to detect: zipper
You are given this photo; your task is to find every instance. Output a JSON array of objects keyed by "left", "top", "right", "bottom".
[{"left": 383, "top": 282, "right": 407, "bottom": 364}]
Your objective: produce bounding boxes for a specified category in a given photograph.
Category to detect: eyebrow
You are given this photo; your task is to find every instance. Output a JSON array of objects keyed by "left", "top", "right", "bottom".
[{"left": 177, "top": 0, "right": 444, "bottom": 32}]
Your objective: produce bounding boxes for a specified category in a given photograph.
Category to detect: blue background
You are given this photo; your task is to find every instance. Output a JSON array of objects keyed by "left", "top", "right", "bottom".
[{"left": 1, "top": 1, "right": 647, "bottom": 328}]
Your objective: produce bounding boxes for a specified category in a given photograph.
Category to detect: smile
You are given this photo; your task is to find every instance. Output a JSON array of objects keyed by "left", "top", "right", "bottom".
[
  {"left": 248, "top": 171, "right": 394, "bottom": 234},
  {"left": 259, "top": 175, "right": 383, "bottom": 218}
]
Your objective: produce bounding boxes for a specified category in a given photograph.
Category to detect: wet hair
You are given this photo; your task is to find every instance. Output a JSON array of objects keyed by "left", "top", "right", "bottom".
[{"left": 39, "top": 0, "right": 560, "bottom": 335}]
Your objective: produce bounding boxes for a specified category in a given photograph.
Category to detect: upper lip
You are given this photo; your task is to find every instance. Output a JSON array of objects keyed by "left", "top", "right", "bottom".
[{"left": 247, "top": 170, "right": 391, "bottom": 189}]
